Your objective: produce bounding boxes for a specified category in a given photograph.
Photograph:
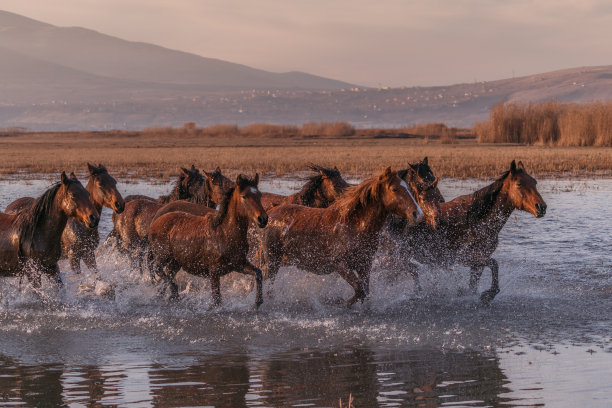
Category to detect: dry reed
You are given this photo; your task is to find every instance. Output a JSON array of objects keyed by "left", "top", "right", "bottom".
[{"left": 475, "top": 101, "right": 612, "bottom": 146}]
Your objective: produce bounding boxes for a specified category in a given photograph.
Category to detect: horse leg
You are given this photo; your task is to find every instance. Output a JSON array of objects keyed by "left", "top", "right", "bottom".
[
  {"left": 469, "top": 266, "right": 484, "bottom": 293},
  {"left": 210, "top": 269, "right": 222, "bottom": 307},
  {"left": 82, "top": 250, "right": 98, "bottom": 274},
  {"left": 407, "top": 264, "right": 422, "bottom": 293},
  {"left": 335, "top": 264, "right": 366, "bottom": 307},
  {"left": 480, "top": 258, "right": 500, "bottom": 305},
  {"left": 240, "top": 263, "right": 264, "bottom": 309},
  {"left": 262, "top": 233, "right": 283, "bottom": 296}
]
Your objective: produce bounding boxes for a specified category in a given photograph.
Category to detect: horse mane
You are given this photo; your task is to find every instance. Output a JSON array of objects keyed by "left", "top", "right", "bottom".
[
  {"left": 160, "top": 170, "right": 203, "bottom": 203},
  {"left": 212, "top": 175, "right": 258, "bottom": 227},
  {"left": 298, "top": 164, "right": 346, "bottom": 206},
  {"left": 467, "top": 170, "right": 511, "bottom": 221},
  {"left": 17, "top": 181, "right": 67, "bottom": 257},
  {"left": 88, "top": 164, "right": 108, "bottom": 177},
  {"left": 331, "top": 175, "right": 384, "bottom": 220}
]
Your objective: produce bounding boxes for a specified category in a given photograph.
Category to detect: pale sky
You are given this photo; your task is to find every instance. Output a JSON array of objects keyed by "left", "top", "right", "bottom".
[{"left": 2, "top": 0, "right": 612, "bottom": 87}]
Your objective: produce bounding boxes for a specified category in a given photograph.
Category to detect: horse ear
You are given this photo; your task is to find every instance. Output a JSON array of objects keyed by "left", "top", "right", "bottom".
[
  {"left": 397, "top": 169, "right": 409, "bottom": 180},
  {"left": 517, "top": 160, "right": 525, "bottom": 171},
  {"left": 379, "top": 166, "right": 392, "bottom": 180},
  {"left": 235, "top": 174, "right": 244, "bottom": 186},
  {"left": 70, "top": 172, "right": 76, "bottom": 179},
  {"left": 334, "top": 166, "right": 339, "bottom": 171},
  {"left": 61, "top": 171, "right": 69, "bottom": 185},
  {"left": 203, "top": 171, "right": 213, "bottom": 181},
  {"left": 87, "top": 163, "right": 96, "bottom": 174},
  {"left": 423, "top": 157, "right": 428, "bottom": 165},
  {"left": 510, "top": 160, "right": 517, "bottom": 174},
  {"left": 254, "top": 173, "right": 259, "bottom": 186},
  {"left": 215, "top": 166, "right": 221, "bottom": 174},
  {"left": 191, "top": 164, "right": 196, "bottom": 171},
  {"left": 181, "top": 167, "right": 190, "bottom": 176}
]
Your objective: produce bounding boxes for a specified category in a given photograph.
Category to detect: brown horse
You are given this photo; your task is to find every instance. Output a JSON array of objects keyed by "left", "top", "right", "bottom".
[
  {"left": 394, "top": 160, "right": 547, "bottom": 304},
  {"left": 148, "top": 174, "right": 268, "bottom": 307},
  {"left": 111, "top": 166, "right": 229, "bottom": 270},
  {"left": 260, "top": 165, "right": 350, "bottom": 210},
  {"left": 0, "top": 172, "right": 99, "bottom": 285},
  {"left": 261, "top": 167, "right": 423, "bottom": 306},
  {"left": 5, "top": 164, "right": 125, "bottom": 274}
]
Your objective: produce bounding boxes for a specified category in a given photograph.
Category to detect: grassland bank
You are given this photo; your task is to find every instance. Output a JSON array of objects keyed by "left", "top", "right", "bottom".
[{"left": 0, "top": 131, "right": 610, "bottom": 180}]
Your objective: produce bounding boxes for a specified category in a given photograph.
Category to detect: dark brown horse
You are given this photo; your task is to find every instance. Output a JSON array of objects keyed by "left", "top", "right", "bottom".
[
  {"left": 261, "top": 167, "right": 424, "bottom": 306},
  {"left": 394, "top": 160, "right": 547, "bottom": 304},
  {"left": 111, "top": 166, "right": 229, "bottom": 270},
  {"left": 260, "top": 165, "right": 350, "bottom": 210},
  {"left": 5, "top": 164, "right": 124, "bottom": 274},
  {"left": 148, "top": 174, "right": 268, "bottom": 307},
  {"left": 0, "top": 173, "right": 99, "bottom": 285}
]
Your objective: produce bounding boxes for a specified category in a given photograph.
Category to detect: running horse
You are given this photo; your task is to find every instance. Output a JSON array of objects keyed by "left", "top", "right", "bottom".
[
  {"left": 148, "top": 174, "right": 268, "bottom": 308},
  {"left": 0, "top": 172, "right": 99, "bottom": 286},
  {"left": 395, "top": 160, "right": 547, "bottom": 304},
  {"left": 111, "top": 166, "right": 229, "bottom": 270},
  {"left": 6, "top": 164, "right": 125, "bottom": 274},
  {"left": 261, "top": 167, "right": 424, "bottom": 306}
]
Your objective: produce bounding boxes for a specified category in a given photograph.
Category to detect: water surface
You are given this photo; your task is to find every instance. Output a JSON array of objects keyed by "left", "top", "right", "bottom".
[{"left": 0, "top": 177, "right": 610, "bottom": 407}]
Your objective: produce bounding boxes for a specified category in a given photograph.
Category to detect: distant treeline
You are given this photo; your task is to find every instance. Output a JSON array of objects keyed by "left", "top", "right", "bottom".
[{"left": 473, "top": 101, "right": 612, "bottom": 146}]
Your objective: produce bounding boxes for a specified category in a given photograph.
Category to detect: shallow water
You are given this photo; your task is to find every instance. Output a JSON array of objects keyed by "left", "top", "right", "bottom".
[{"left": 0, "top": 177, "right": 610, "bottom": 407}]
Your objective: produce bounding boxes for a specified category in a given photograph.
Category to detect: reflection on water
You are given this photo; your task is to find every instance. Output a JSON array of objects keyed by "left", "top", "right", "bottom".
[
  {"left": 0, "top": 346, "right": 514, "bottom": 407},
  {"left": 0, "top": 177, "right": 611, "bottom": 407}
]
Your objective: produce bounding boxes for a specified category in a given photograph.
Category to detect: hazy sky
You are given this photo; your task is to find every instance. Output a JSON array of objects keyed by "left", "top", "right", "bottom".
[{"left": 2, "top": 0, "right": 612, "bottom": 87}]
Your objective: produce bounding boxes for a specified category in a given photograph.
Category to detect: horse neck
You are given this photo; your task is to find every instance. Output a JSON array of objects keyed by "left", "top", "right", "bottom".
[
  {"left": 86, "top": 178, "right": 104, "bottom": 213},
  {"left": 37, "top": 195, "right": 69, "bottom": 243},
  {"left": 464, "top": 179, "right": 514, "bottom": 231},
  {"left": 342, "top": 197, "right": 388, "bottom": 233},
  {"left": 216, "top": 195, "right": 250, "bottom": 237}
]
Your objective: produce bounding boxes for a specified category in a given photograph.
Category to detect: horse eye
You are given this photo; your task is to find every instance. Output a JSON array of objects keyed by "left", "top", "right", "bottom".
[
  {"left": 241, "top": 195, "right": 247, "bottom": 199},
  {"left": 391, "top": 187, "right": 399, "bottom": 192}
]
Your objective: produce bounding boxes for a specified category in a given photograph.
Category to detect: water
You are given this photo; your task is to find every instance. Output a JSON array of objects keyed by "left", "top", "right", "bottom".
[{"left": 0, "top": 176, "right": 611, "bottom": 407}]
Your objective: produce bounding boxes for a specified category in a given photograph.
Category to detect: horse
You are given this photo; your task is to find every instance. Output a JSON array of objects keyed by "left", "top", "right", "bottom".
[
  {"left": 261, "top": 167, "right": 424, "bottom": 306},
  {"left": 0, "top": 172, "right": 99, "bottom": 286},
  {"left": 394, "top": 160, "right": 547, "bottom": 304},
  {"left": 259, "top": 165, "right": 350, "bottom": 210},
  {"left": 5, "top": 164, "right": 125, "bottom": 274},
  {"left": 110, "top": 166, "right": 212, "bottom": 270},
  {"left": 148, "top": 174, "right": 268, "bottom": 308}
]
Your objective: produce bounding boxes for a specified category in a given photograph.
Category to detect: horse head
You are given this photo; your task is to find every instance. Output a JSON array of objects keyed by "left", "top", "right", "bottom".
[
  {"left": 503, "top": 160, "right": 547, "bottom": 218},
  {"left": 87, "top": 163, "right": 125, "bottom": 213},
  {"left": 204, "top": 167, "right": 235, "bottom": 206},
  {"left": 400, "top": 159, "right": 444, "bottom": 228},
  {"left": 377, "top": 167, "right": 424, "bottom": 225},
  {"left": 60, "top": 171, "right": 100, "bottom": 228},
  {"left": 234, "top": 174, "right": 268, "bottom": 228}
]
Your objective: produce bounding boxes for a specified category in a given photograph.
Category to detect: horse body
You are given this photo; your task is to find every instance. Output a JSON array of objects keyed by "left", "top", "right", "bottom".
[
  {"left": 149, "top": 174, "right": 268, "bottom": 307},
  {"left": 0, "top": 173, "right": 99, "bottom": 284},
  {"left": 111, "top": 166, "right": 228, "bottom": 269},
  {"left": 262, "top": 167, "right": 423, "bottom": 305},
  {"left": 396, "top": 160, "right": 547, "bottom": 304}
]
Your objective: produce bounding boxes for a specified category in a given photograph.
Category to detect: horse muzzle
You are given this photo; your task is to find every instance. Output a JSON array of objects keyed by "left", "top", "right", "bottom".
[
  {"left": 87, "top": 214, "right": 100, "bottom": 228},
  {"left": 535, "top": 202, "right": 547, "bottom": 218},
  {"left": 114, "top": 200, "right": 125, "bottom": 214},
  {"left": 256, "top": 214, "right": 268, "bottom": 228}
]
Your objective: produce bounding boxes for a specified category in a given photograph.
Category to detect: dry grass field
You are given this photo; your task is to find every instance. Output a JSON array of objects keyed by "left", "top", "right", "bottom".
[{"left": 1, "top": 128, "right": 610, "bottom": 181}]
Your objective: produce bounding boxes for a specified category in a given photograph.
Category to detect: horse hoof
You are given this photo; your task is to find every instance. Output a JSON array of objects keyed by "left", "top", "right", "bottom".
[{"left": 479, "top": 289, "right": 499, "bottom": 306}]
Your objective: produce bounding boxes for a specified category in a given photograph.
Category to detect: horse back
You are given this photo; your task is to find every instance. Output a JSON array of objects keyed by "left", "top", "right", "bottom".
[
  {"left": 4, "top": 197, "right": 35, "bottom": 214},
  {"left": 152, "top": 200, "right": 214, "bottom": 224}
]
